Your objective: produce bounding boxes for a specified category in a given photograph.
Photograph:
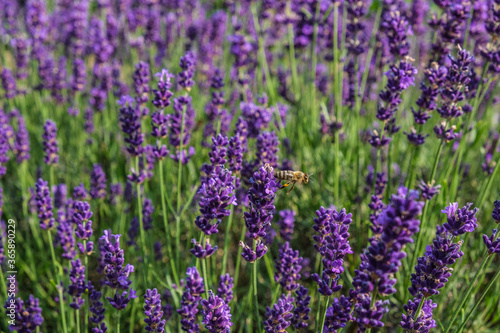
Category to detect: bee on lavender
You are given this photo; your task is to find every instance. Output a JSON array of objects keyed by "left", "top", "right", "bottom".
[{"left": 274, "top": 169, "right": 310, "bottom": 193}]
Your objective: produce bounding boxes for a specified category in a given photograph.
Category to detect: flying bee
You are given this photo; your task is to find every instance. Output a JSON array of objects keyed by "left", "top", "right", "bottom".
[{"left": 274, "top": 170, "right": 310, "bottom": 193}]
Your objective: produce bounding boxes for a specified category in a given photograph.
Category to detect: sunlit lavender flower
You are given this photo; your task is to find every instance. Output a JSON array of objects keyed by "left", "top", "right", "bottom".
[
  {"left": 493, "top": 197, "right": 500, "bottom": 222},
  {"left": 73, "top": 201, "right": 94, "bottom": 255},
  {"left": 241, "top": 102, "right": 272, "bottom": 138},
  {"left": 54, "top": 212, "right": 75, "bottom": 259},
  {"left": 1, "top": 69, "right": 17, "bottom": 99},
  {"left": 100, "top": 230, "right": 136, "bottom": 310},
  {"left": 418, "top": 180, "right": 441, "bottom": 201},
  {"left": 119, "top": 95, "right": 144, "bottom": 157},
  {"left": 191, "top": 238, "right": 218, "bottom": 259},
  {"left": 217, "top": 274, "right": 234, "bottom": 304},
  {"left": 240, "top": 164, "right": 278, "bottom": 262},
  {"left": 90, "top": 164, "right": 107, "bottom": 200},
  {"left": 178, "top": 51, "right": 196, "bottom": 90},
  {"left": 323, "top": 295, "right": 352, "bottom": 332},
  {"left": 401, "top": 295, "right": 437, "bottom": 333},
  {"left": 89, "top": 289, "right": 108, "bottom": 333},
  {"left": 264, "top": 294, "right": 294, "bottom": 333},
  {"left": 277, "top": 209, "right": 296, "bottom": 241},
  {"left": 35, "top": 178, "right": 54, "bottom": 230},
  {"left": 483, "top": 229, "right": 500, "bottom": 254},
  {"left": 292, "top": 285, "right": 311, "bottom": 329},
  {"left": 441, "top": 202, "right": 479, "bottom": 236},
  {"left": 178, "top": 267, "right": 205, "bottom": 332},
  {"left": 3, "top": 294, "right": 44, "bottom": 332},
  {"left": 134, "top": 61, "right": 150, "bottom": 105},
  {"left": 201, "top": 291, "right": 232, "bottom": 332},
  {"left": 144, "top": 288, "right": 166, "bottom": 333},
  {"left": 73, "top": 183, "right": 88, "bottom": 201},
  {"left": 68, "top": 259, "right": 86, "bottom": 309},
  {"left": 256, "top": 131, "right": 279, "bottom": 168},
  {"left": 11, "top": 112, "right": 30, "bottom": 163},
  {"left": 42, "top": 119, "right": 59, "bottom": 165},
  {"left": 274, "top": 242, "right": 303, "bottom": 292}
]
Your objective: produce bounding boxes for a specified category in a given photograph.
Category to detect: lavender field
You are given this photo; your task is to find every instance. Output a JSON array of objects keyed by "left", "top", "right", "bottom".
[{"left": 1, "top": 0, "right": 500, "bottom": 332}]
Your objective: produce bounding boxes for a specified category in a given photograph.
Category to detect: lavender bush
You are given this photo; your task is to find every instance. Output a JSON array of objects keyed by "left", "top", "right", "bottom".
[{"left": 0, "top": 1, "right": 499, "bottom": 332}]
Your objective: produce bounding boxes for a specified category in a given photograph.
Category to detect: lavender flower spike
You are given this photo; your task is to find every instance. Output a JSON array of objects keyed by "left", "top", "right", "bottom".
[
  {"left": 42, "top": 119, "right": 59, "bottom": 165},
  {"left": 201, "top": 290, "right": 233, "bottom": 332},
  {"left": 264, "top": 294, "right": 294, "bottom": 333},
  {"left": 35, "top": 178, "right": 55, "bottom": 230},
  {"left": 274, "top": 242, "right": 303, "bottom": 293},
  {"left": 240, "top": 163, "right": 279, "bottom": 262},
  {"left": 178, "top": 267, "right": 205, "bottom": 332},
  {"left": 144, "top": 288, "right": 166, "bottom": 333}
]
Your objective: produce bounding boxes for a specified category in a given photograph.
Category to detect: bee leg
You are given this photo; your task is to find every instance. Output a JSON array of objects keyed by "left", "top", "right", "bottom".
[
  {"left": 280, "top": 181, "right": 291, "bottom": 190},
  {"left": 287, "top": 181, "right": 296, "bottom": 193}
]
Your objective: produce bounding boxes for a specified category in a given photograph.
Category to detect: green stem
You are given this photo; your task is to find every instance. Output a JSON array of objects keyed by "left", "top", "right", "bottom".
[
  {"left": 176, "top": 100, "right": 188, "bottom": 272},
  {"left": 159, "top": 159, "right": 179, "bottom": 286},
  {"left": 477, "top": 156, "right": 500, "bottom": 208},
  {"left": 320, "top": 297, "right": 330, "bottom": 333},
  {"left": 48, "top": 231, "right": 68, "bottom": 333},
  {"left": 444, "top": 251, "right": 490, "bottom": 333},
  {"left": 116, "top": 311, "right": 121, "bottom": 333},
  {"left": 456, "top": 261, "right": 500, "bottom": 333},
  {"left": 221, "top": 205, "right": 234, "bottom": 276},
  {"left": 201, "top": 254, "right": 210, "bottom": 299},
  {"left": 286, "top": 0, "right": 300, "bottom": 101},
  {"left": 253, "top": 240, "right": 262, "bottom": 333},
  {"left": 135, "top": 156, "right": 148, "bottom": 283},
  {"left": 233, "top": 223, "right": 247, "bottom": 290},
  {"left": 83, "top": 241, "right": 89, "bottom": 332},
  {"left": 76, "top": 309, "right": 80, "bottom": 333},
  {"left": 413, "top": 295, "right": 426, "bottom": 321}
]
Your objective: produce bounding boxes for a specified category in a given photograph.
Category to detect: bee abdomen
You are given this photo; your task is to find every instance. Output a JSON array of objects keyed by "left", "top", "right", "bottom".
[{"left": 274, "top": 170, "right": 293, "bottom": 180}]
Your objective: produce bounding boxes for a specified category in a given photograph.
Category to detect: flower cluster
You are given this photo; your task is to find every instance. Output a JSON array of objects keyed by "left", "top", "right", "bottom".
[
  {"left": 3, "top": 295, "right": 44, "bottom": 332},
  {"left": 274, "top": 242, "right": 303, "bottom": 293},
  {"left": 68, "top": 259, "right": 86, "bottom": 309},
  {"left": 168, "top": 96, "right": 195, "bottom": 164},
  {"left": 35, "top": 178, "right": 55, "bottom": 230},
  {"left": 201, "top": 291, "right": 233, "bottom": 332},
  {"left": 292, "top": 285, "right": 311, "bottom": 329},
  {"left": 99, "top": 230, "right": 136, "bottom": 310},
  {"left": 42, "top": 119, "right": 59, "bottom": 165},
  {"left": 264, "top": 294, "right": 295, "bottom": 333},
  {"left": 144, "top": 288, "right": 166, "bottom": 333},
  {"left": 240, "top": 164, "right": 279, "bottom": 262},
  {"left": 118, "top": 95, "right": 144, "bottom": 157},
  {"left": 217, "top": 273, "right": 234, "bottom": 304},
  {"left": 178, "top": 267, "right": 205, "bottom": 332}
]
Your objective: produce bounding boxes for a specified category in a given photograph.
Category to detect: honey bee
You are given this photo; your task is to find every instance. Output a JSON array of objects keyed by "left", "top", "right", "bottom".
[{"left": 274, "top": 170, "right": 310, "bottom": 193}]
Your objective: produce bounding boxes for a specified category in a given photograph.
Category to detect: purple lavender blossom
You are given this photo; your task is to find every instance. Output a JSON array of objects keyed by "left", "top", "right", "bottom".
[
  {"left": 240, "top": 164, "right": 279, "bottom": 262},
  {"left": 228, "top": 118, "right": 248, "bottom": 176},
  {"left": 178, "top": 267, "right": 205, "bottom": 332},
  {"left": 241, "top": 102, "right": 272, "bottom": 138},
  {"left": 441, "top": 202, "right": 479, "bottom": 236},
  {"left": 312, "top": 207, "right": 353, "bottom": 296},
  {"left": 73, "top": 201, "right": 94, "bottom": 255},
  {"left": 401, "top": 295, "right": 437, "bottom": 333},
  {"left": 1, "top": 69, "right": 17, "bottom": 99},
  {"left": 324, "top": 295, "right": 352, "bottom": 332},
  {"left": 54, "top": 212, "right": 76, "bottom": 259},
  {"left": 11, "top": 38, "right": 29, "bottom": 80},
  {"left": 119, "top": 95, "right": 144, "bottom": 157},
  {"left": 191, "top": 238, "right": 218, "bottom": 259},
  {"left": 12, "top": 112, "right": 31, "bottom": 163},
  {"left": 418, "top": 180, "right": 441, "bottom": 201},
  {"left": 89, "top": 288, "right": 108, "bottom": 333},
  {"left": 144, "top": 288, "right": 166, "bottom": 333},
  {"left": 109, "top": 183, "right": 122, "bottom": 206},
  {"left": 73, "top": 183, "right": 88, "bottom": 201},
  {"left": 52, "top": 183, "right": 67, "bottom": 209},
  {"left": 35, "top": 178, "right": 55, "bottom": 230},
  {"left": 68, "top": 259, "right": 86, "bottom": 309},
  {"left": 274, "top": 242, "right": 303, "bottom": 292},
  {"left": 277, "top": 209, "right": 296, "bottom": 241},
  {"left": 42, "top": 119, "right": 59, "bottom": 165},
  {"left": 264, "top": 294, "right": 294, "bottom": 333},
  {"left": 100, "top": 230, "right": 136, "bottom": 310},
  {"left": 201, "top": 291, "right": 233, "bottom": 332},
  {"left": 493, "top": 197, "right": 500, "bottom": 222},
  {"left": 90, "top": 164, "right": 107, "bottom": 200},
  {"left": 292, "top": 285, "right": 311, "bottom": 329},
  {"left": 3, "top": 294, "right": 44, "bottom": 332},
  {"left": 178, "top": 51, "right": 196, "bottom": 90},
  {"left": 217, "top": 274, "right": 234, "bottom": 304},
  {"left": 256, "top": 131, "right": 279, "bottom": 168},
  {"left": 483, "top": 229, "right": 500, "bottom": 254},
  {"left": 134, "top": 61, "right": 150, "bottom": 105}
]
